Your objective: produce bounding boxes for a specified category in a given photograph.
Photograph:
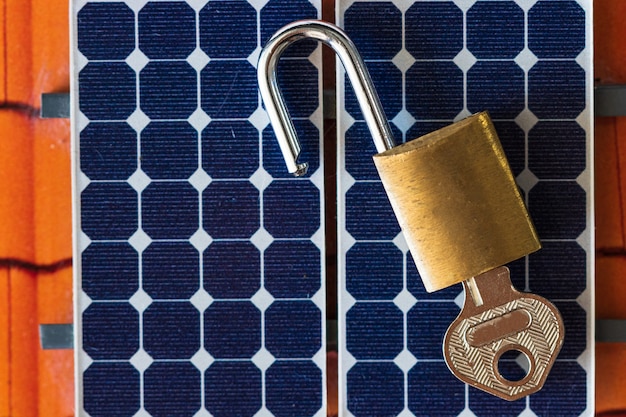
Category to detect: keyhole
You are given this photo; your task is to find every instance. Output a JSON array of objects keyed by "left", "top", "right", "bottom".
[{"left": 497, "top": 348, "right": 531, "bottom": 383}]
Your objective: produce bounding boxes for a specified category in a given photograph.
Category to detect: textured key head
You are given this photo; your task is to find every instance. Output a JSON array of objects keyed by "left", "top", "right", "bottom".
[
  {"left": 443, "top": 267, "right": 564, "bottom": 401},
  {"left": 373, "top": 112, "right": 541, "bottom": 292}
]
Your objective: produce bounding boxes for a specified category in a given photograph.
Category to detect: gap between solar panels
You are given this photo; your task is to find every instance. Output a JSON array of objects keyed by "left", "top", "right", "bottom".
[{"left": 320, "top": 3, "right": 339, "bottom": 415}]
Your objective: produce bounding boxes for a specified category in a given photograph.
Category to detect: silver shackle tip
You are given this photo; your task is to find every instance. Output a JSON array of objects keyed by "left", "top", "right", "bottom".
[{"left": 257, "top": 19, "right": 395, "bottom": 177}]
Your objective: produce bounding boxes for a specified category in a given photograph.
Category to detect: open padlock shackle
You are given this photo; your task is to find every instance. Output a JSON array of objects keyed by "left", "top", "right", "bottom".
[{"left": 258, "top": 19, "right": 395, "bottom": 176}]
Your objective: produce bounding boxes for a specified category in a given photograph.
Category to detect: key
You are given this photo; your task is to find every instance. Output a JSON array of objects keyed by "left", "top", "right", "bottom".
[{"left": 444, "top": 267, "right": 564, "bottom": 401}]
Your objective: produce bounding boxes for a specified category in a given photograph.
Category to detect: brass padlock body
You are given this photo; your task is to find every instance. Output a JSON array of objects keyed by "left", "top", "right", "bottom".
[{"left": 373, "top": 112, "right": 540, "bottom": 292}]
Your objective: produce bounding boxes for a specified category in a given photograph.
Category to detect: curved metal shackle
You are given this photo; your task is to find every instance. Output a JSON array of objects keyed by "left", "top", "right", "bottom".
[{"left": 258, "top": 20, "right": 396, "bottom": 176}]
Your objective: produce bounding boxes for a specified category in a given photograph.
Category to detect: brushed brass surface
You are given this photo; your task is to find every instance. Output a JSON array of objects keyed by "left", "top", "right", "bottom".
[
  {"left": 443, "top": 267, "right": 564, "bottom": 401},
  {"left": 373, "top": 112, "right": 541, "bottom": 292}
]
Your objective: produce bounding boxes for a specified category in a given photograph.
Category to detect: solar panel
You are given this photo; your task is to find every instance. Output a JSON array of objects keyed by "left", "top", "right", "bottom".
[
  {"left": 336, "top": 0, "right": 593, "bottom": 415},
  {"left": 73, "top": 1, "right": 325, "bottom": 415}
]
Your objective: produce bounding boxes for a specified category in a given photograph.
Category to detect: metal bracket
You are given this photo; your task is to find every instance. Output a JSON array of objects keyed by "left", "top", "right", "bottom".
[
  {"left": 40, "top": 93, "right": 70, "bottom": 118},
  {"left": 596, "top": 319, "right": 626, "bottom": 343},
  {"left": 595, "top": 85, "right": 626, "bottom": 117},
  {"left": 39, "top": 324, "right": 73, "bottom": 349}
]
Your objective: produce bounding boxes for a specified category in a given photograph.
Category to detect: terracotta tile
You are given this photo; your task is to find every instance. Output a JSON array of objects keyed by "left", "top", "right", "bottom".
[
  {"left": 595, "top": 0, "right": 626, "bottom": 84},
  {"left": 0, "top": 268, "right": 9, "bottom": 417},
  {"left": 31, "top": 0, "right": 71, "bottom": 264},
  {"left": 596, "top": 257, "right": 626, "bottom": 319},
  {"left": 0, "top": 0, "right": 6, "bottom": 103},
  {"left": 38, "top": 348, "right": 73, "bottom": 417},
  {"left": 0, "top": 112, "right": 34, "bottom": 260},
  {"left": 0, "top": 0, "right": 72, "bottom": 413},
  {"left": 616, "top": 117, "right": 626, "bottom": 242},
  {"left": 5, "top": 0, "right": 32, "bottom": 104},
  {"left": 8, "top": 267, "right": 38, "bottom": 417},
  {"left": 597, "top": 343, "right": 626, "bottom": 414},
  {"left": 596, "top": 117, "right": 625, "bottom": 250},
  {"left": 37, "top": 267, "right": 72, "bottom": 325},
  {"left": 31, "top": 0, "right": 70, "bottom": 104},
  {"left": 33, "top": 119, "right": 72, "bottom": 265}
]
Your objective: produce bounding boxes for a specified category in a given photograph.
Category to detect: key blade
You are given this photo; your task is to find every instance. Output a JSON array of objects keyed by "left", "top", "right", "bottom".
[
  {"left": 461, "top": 267, "right": 520, "bottom": 313},
  {"left": 443, "top": 266, "right": 565, "bottom": 401}
]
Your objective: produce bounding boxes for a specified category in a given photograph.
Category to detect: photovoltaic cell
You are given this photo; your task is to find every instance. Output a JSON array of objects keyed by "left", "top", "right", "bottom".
[
  {"left": 73, "top": 1, "right": 325, "bottom": 416},
  {"left": 337, "top": 0, "right": 593, "bottom": 415}
]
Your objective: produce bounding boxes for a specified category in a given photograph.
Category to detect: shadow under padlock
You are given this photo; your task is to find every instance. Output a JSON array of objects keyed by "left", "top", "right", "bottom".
[{"left": 258, "top": 20, "right": 564, "bottom": 401}]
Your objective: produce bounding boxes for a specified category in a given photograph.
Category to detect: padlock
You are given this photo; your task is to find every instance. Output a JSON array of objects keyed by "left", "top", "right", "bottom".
[
  {"left": 373, "top": 111, "right": 540, "bottom": 292},
  {"left": 258, "top": 19, "right": 564, "bottom": 401}
]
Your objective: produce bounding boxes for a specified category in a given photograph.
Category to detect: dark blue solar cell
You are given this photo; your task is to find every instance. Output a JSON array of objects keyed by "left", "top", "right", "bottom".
[
  {"left": 406, "top": 61, "right": 463, "bottom": 120},
  {"left": 142, "top": 182, "right": 198, "bottom": 240},
  {"left": 408, "top": 362, "right": 465, "bottom": 416},
  {"left": 143, "top": 302, "right": 199, "bottom": 359},
  {"left": 467, "top": 1, "right": 524, "bottom": 59},
  {"left": 264, "top": 241, "right": 320, "bottom": 298},
  {"left": 275, "top": 59, "right": 319, "bottom": 119},
  {"left": 345, "top": 182, "right": 399, "bottom": 240},
  {"left": 83, "top": 302, "right": 138, "bottom": 360},
  {"left": 406, "top": 121, "right": 451, "bottom": 143},
  {"left": 138, "top": 2, "right": 195, "bottom": 59},
  {"left": 528, "top": 181, "right": 586, "bottom": 240},
  {"left": 143, "top": 242, "right": 199, "bottom": 300},
  {"left": 490, "top": 343, "right": 528, "bottom": 382},
  {"left": 507, "top": 351, "right": 535, "bottom": 382},
  {"left": 83, "top": 362, "right": 140, "bottom": 417},
  {"left": 345, "top": 122, "right": 402, "bottom": 181},
  {"left": 529, "top": 61, "right": 586, "bottom": 119},
  {"left": 81, "top": 182, "right": 137, "bottom": 240},
  {"left": 498, "top": 349, "right": 531, "bottom": 389},
  {"left": 263, "top": 120, "right": 320, "bottom": 179},
  {"left": 260, "top": 0, "right": 318, "bottom": 58},
  {"left": 346, "top": 302, "right": 403, "bottom": 360},
  {"left": 266, "top": 361, "right": 322, "bottom": 417},
  {"left": 141, "top": 122, "right": 198, "bottom": 180},
  {"left": 80, "top": 122, "right": 137, "bottom": 180},
  {"left": 79, "top": 63, "right": 136, "bottom": 120},
  {"left": 530, "top": 361, "right": 586, "bottom": 415},
  {"left": 264, "top": 180, "right": 320, "bottom": 238},
  {"left": 467, "top": 61, "right": 525, "bottom": 119},
  {"left": 77, "top": 2, "right": 135, "bottom": 60},
  {"left": 494, "top": 121, "right": 525, "bottom": 177},
  {"left": 202, "top": 121, "right": 259, "bottom": 179},
  {"left": 344, "top": 2, "right": 402, "bottom": 60},
  {"left": 347, "top": 362, "right": 404, "bottom": 417},
  {"left": 408, "top": 302, "right": 459, "bottom": 359},
  {"left": 529, "top": 241, "right": 586, "bottom": 300},
  {"left": 82, "top": 242, "right": 138, "bottom": 300},
  {"left": 507, "top": 256, "right": 527, "bottom": 292},
  {"left": 140, "top": 61, "right": 197, "bottom": 120},
  {"left": 205, "top": 362, "right": 262, "bottom": 417},
  {"left": 468, "top": 381, "right": 525, "bottom": 417},
  {"left": 529, "top": 0, "right": 585, "bottom": 59},
  {"left": 199, "top": 1, "right": 256, "bottom": 59},
  {"left": 407, "top": 255, "right": 461, "bottom": 300},
  {"left": 204, "top": 301, "right": 260, "bottom": 358},
  {"left": 345, "top": 61, "right": 402, "bottom": 121},
  {"left": 201, "top": 60, "right": 257, "bottom": 119},
  {"left": 346, "top": 242, "right": 403, "bottom": 300},
  {"left": 554, "top": 301, "right": 586, "bottom": 359},
  {"left": 203, "top": 181, "right": 259, "bottom": 239},
  {"left": 204, "top": 241, "right": 260, "bottom": 299},
  {"left": 144, "top": 362, "right": 201, "bottom": 417},
  {"left": 266, "top": 301, "right": 321, "bottom": 358},
  {"left": 405, "top": 1, "right": 463, "bottom": 59},
  {"left": 529, "top": 121, "right": 586, "bottom": 180}
]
